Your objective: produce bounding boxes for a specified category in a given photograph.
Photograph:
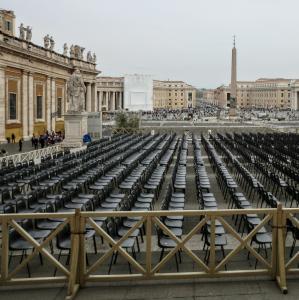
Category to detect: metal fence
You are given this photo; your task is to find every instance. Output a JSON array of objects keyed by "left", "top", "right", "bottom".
[{"left": 0, "top": 144, "right": 63, "bottom": 167}]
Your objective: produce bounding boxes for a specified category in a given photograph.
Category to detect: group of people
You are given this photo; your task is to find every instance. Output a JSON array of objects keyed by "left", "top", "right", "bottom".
[
  {"left": 141, "top": 105, "right": 221, "bottom": 121},
  {"left": 4, "top": 131, "right": 64, "bottom": 153},
  {"left": 31, "top": 131, "right": 64, "bottom": 150}
]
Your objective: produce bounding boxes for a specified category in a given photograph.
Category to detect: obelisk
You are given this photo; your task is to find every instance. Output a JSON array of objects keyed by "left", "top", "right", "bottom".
[{"left": 229, "top": 36, "right": 237, "bottom": 117}]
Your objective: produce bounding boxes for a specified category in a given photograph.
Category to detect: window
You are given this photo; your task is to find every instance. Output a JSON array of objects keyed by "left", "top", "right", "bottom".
[
  {"left": 281, "top": 93, "right": 284, "bottom": 97},
  {"left": 57, "top": 97, "right": 62, "bottom": 118},
  {"left": 288, "top": 93, "right": 290, "bottom": 98},
  {"left": 36, "top": 95, "right": 43, "bottom": 119},
  {"left": 9, "top": 93, "right": 17, "bottom": 120},
  {"left": 5, "top": 20, "right": 11, "bottom": 31}
]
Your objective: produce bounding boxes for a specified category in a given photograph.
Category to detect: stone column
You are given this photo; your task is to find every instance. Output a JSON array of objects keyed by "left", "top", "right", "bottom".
[
  {"left": 112, "top": 91, "right": 116, "bottom": 111},
  {"left": 0, "top": 67, "right": 6, "bottom": 142},
  {"left": 28, "top": 72, "right": 34, "bottom": 137},
  {"left": 22, "top": 71, "right": 29, "bottom": 140},
  {"left": 51, "top": 78, "right": 56, "bottom": 131},
  {"left": 106, "top": 91, "right": 110, "bottom": 111},
  {"left": 86, "top": 83, "right": 92, "bottom": 112},
  {"left": 98, "top": 91, "right": 102, "bottom": 112},
  {"left": 46, "top": 77, "right": 51, "bottom": 131},
  {"left": 119, "top": 91, "right": 123, "bottom": 109},
  {"left": 92, "top": 83, "right": 97, "bottom": 112}
]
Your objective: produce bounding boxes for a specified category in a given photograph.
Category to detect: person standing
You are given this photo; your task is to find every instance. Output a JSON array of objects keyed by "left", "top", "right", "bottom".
[
  {"left": 31, "top": 134, "right": 35, "bottom": 147},
  {"left": 11, "top": 133, "right": 16, "bottom": 143},
  {"left": 18, "top": 138, "right": 23, "bottom": 152},
  {"left": 33, "top": 137, "right": 38, "bottom": 150}
]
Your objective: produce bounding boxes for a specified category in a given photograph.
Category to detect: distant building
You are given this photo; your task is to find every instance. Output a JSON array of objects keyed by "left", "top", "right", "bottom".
[
  {"left": 0, "top": 10, "right": 15, "bottom": 36},
  {"left": 96, "top": 77, "right": 196, "bottom": 111},
  {"left": 153, "top": 80, "right": 196, "bottom": 109},
  {"left": 96, "top": 76, "right": 124, "bottom": 111},
  {"left": 203, "top": 78, "right": 299, "bottom": 110},
  {"left": 213, "top": 85, "right": 230, "bottom": 108},
  {"left": 202, "top": 89, "right": 216, "bottom": 105}
]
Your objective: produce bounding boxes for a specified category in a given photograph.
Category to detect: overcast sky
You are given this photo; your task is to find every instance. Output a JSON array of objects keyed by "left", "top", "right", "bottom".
[{"left": 3, "top": 0, "right": 299, "bottom": 88}]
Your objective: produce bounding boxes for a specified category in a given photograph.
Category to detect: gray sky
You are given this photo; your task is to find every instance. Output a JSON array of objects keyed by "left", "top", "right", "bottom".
[{"left": 3, "top": 0, "right": 299, "bottom": 88}]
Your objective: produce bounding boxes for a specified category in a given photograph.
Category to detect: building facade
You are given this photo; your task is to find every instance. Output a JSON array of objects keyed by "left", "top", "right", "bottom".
[
  {"left": 202, "top": 89, "right": 216, "bottom": 105},
  {"left": 204, "top": 78, "right": 299, "bottom": 110},
  {"left": 0, "top": 10, "right": 100, "bottom": 142},
  {"left": 96, "top": 77, "right": 123, "bottom": 111},
  {"left": 96, "top": 77, "right": 196, "bottom": 111},
  {"left": 153, "top": 80, "right": 196, "bottom": 109}
]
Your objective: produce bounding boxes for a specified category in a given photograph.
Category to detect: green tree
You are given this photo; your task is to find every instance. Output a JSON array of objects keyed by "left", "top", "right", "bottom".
[{"left": 114, "top": 111, "right": 140, "bottom": 133}]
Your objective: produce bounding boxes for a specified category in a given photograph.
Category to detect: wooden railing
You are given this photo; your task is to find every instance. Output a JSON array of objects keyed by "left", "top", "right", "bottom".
[{"left": 1, "top": 205, "right": 299, "bottom": 299}]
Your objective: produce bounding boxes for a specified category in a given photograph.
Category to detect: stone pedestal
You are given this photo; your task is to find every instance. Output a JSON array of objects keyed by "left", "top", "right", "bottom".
[
  {"left": 229, "top": 108, "right": 237, "bottom": 117},
  {"left": 61, "top": 112, "right": 88, "bottom": 148},
  {"left": 87, "top": 112, "right": 102, "bottom": 139}
]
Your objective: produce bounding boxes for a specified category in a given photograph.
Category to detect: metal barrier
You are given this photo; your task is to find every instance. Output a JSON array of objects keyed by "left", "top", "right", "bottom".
[
  {"left": 0, "top": 144, "right": 63, "bottom": 167},
  {"left": 1, "top": 205, "right": 298, "bottom": 299}
]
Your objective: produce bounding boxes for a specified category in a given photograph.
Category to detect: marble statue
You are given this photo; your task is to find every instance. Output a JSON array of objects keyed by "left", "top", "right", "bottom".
[
  {"left": 80, "top": 47, "right": 85, "bottom": 60},
  {"left": 92, "top": 53, "right": 97, "bottom": 63},
  {"left": 70, "top": 45, "right": 75, "bottom": 58},
  {"left": 50, "top": 36, "right": 55, "bottom": 51},
  {"left": 26, "top": 26, "right": 32, "bottom": 42},
  {"left": 74, "top": 45, "right": 80, "bottom": 59},
  {"left": 67, "top": 68, "right": 86, "bottom": 112},
  {"left": 44, "top": 34, "right": 50, "bottom": 49},
  {"left": 19, "top": 23, "right": 25, "bottom": 40},
  {"left": 87, "top": 51, "right": 92, "bottom": 62},
  {"left": 63, "top": 43, "right": 68, "bottom": 56}
]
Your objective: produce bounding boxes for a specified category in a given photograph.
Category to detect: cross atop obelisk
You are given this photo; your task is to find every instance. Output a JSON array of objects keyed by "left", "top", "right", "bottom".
[{"left": 229, "top": 35, "right": 237, "bottom": 117}]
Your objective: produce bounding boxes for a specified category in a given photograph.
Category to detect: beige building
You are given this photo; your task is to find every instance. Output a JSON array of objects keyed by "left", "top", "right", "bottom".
[
  {"left": 153, "top": 80, "right": 196, "bottom": 109},
  {"left": 0, "top": 9, "right": 99, "bottom": 142},
  {"left": 0, "top": 9, "right": 15, "bottom": 36},
  {"left": 205, "top": 78, "right": 299, "bottom": 110},
  {"left": 213, "top": 85, "right": 230, "bottom": 108},
  {"left": 96, "top": 77, "right": 124, "bottom": 111},
  {"left": 250, "top": 78, "right": 294, "bottom": 109},
  {"left": 96, "top": 78, "right": 196, "bottom": 111},
  {"left": 202, "top": 89, "right": 217, "bottom": 105}
]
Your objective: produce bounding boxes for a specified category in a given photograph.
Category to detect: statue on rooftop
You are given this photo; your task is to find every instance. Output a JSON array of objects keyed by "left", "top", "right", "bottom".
[
  {"left": 26, "top": 26, "right": 32, "bottom": 42},
  {"left": 87, "top": 51, "right": 92, "bottom": 62},
  {"left": 67, "top": 68, "right": 86, "bottom": 112},
  {"left": 44, "top": 34, "right": 50, "bottom": 49},
  {"left": 70, "top": 45, "right": 75, "bottom": 58},
  {"left": 63, "top": 43, "right": 68, "bottom": 56},
  {"left": 19, "top": 23, "right": 25, "bottom": 40},
  {"left": 92, "top": 53, "right": 97, "bottom": 63},
  {"left": 80, "top": 47, "right": 85, "bottom": 60},
  {"left": 50, "top": 36, "right": 55, "bottom": 51}
]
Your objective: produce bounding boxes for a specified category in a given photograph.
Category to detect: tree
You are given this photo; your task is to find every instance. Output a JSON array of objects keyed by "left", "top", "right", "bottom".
[{"left": 114, "top": 111, "right": 140, "bottom": 133}]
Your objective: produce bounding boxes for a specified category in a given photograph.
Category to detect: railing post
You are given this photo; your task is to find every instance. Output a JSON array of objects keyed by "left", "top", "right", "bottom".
[
  {"left": 78, "top": 211, "right": 86, "bottom": 287},
  {"left": 146, "top": 215, "right": 152, "bottom": 277},
  {"left": 1, "top": 216, "right": 9, "bottom": 282},
  {"left": 209, "top": 215, "right": 216, "bottom": 273},
  {"left": 276, "top": 203, "right": 288, "bottom": 294},
  {"left": 66, "top": 209, "right": 80, "bottom": 300},
  {"left": 271, "top": 208, "right": 278, "bottom": 279}
]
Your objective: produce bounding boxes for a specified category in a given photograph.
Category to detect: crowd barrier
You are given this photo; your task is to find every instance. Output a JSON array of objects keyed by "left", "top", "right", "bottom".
[{"left": 1, "top": 204, "right": 299, "bottom": 299}]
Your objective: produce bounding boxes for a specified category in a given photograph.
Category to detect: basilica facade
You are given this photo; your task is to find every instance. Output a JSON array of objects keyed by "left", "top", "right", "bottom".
[{"left": 0, "top": 9, "right": 100, "bottom": 142}]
